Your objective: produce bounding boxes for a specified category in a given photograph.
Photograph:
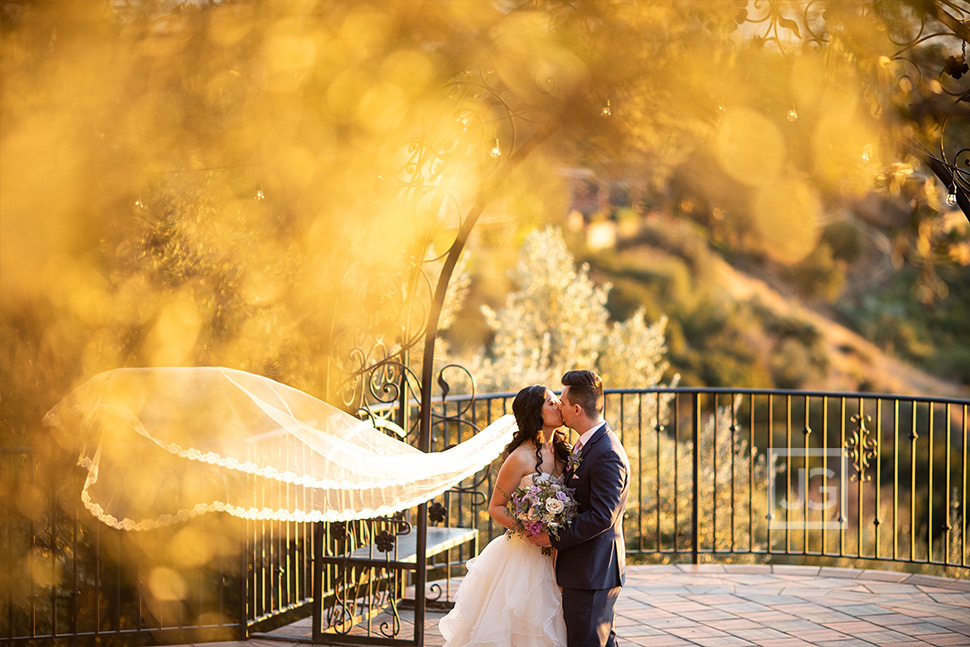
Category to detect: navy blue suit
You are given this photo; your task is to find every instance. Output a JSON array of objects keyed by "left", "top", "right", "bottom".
[{"left": 551, "top": 423, "right": 629, "bottom": 647}]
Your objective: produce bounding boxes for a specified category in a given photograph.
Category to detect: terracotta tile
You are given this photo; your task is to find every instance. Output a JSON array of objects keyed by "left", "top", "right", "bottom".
[
  {"left": 769, "top": 619, "right": 831, "bottom": 633},
  {"left": 666, "top": 625, "right": 732, "bottom": 639},
  {"left": 690, "top": 636, "right": 757, "bottom": 647},
  {"left": 929, "top": 611, "right": 970, "bottom": 625},
  {"left": 685, "top": 585, "right": 738, "bottom": 595},
  {"left": 864, "top": 629, "right": 933, "bottom": 644},
  {"left": 820, "top": 567, "right": 865, "bottom": 579},
  {"left": 771, "top": 564, "right": 822, "bottom": 576},
  {"left": 685, "top": 593, "right": 743, "bottom": 604},
  {"left": 630, "top": 606, "right": 678, "bottom": 619},
  {"left": 795, "top": 610, "right": 859, "bottom": 624},
  {"left": 703, "top": 619, "right": 765, "bottom": 632},
  {"left": 618, "top": 625, "right": 667, "bottom": 637},
  {"left": 906, "top": 575, "right": 969, "bottom": 588},
  {"left": 716, "top": 564, "right": 772, "bottom": 574},
  {"left": 894, "top": 623, "right": 967, "bottom": 637},
  {"left": 723, "top": 573, "right": 792, "bottom": 584},
  {"left": 743, "top": 610, "right": 803, "bottom": 622},
  {"left": 715, "top": 601, "right": 776, "bottom": 614},
  {"left": 196, "top": 564, "right": 970, "bottom": 647},
  {"left": 873, "top": 614, "right": 936, "bottom": 627},
  {"left": 822, "top": 620, "right": 889, "bottom": 634},
  {"left": 623, "top": 636, "right": 697, "bottom": 646},
  {"left": 926, "top": 592, "right": 970, "bottom": 607},
  {"left": 839, "top": 605, "right": 904, "bottom": 617},
  {"left": 788, "top": 628, "right": 852, "bottom": 641},
  {"left": 678, "top": 609, "right": 739, "bottom": 622},
  {"left": 676, "top": 563, "right": 729, "bottom": 573},
  {"left": 728, "top": 628, "right": 793, "bottom": 641},
  {"left": 858, "top": 570, "right": 914, "bottom": 582},
  {"left": 919, "top": 634, "right": 970, "bottom": 646},
  {"left": 639, "top": 616, "right": 702, "bottom": 629}
]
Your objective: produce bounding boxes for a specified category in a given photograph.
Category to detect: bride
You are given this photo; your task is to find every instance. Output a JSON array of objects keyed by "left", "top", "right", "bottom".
[{"left": 438, "top": 384, "right": 571, "bottom": 647}]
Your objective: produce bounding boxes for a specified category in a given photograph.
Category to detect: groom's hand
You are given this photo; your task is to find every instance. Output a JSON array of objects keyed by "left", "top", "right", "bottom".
[{"left": 530, "top": 532, "right": 552, "bottom": 548}]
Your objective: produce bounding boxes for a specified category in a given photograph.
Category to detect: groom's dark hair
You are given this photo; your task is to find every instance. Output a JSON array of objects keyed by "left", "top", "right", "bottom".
[{"left": 561, "top": 369, "right": 603, "bottom": 418}]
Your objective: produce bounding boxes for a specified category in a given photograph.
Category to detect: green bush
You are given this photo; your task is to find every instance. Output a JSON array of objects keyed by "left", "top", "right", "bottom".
[
  {"left": 770, "top": 337, "right": 826, "bottom": 389},
  {"left": 779, "top": 242, "right": 846, "bottom": 303},
  {"left": 821, "top": 220, "right": 865, "bottom": 263}
]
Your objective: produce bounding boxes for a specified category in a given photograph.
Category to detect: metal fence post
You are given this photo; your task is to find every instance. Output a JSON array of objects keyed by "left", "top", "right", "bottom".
[{"left": 692, "top": 392, "right": 700, "bottom": 565}]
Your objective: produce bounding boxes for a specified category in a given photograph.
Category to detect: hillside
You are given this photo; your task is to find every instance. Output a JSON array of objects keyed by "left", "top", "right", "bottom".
[
  {"left": 579, "top": 215, "right": 968, "bottom": 399},
  {"left": 712, "top": 255, "right": 968, "bottom": 399}
]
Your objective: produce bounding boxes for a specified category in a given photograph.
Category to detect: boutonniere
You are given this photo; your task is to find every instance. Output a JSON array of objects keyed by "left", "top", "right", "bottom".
[{"left": 566, "top": 450, "right": 583, "bottom": 473}]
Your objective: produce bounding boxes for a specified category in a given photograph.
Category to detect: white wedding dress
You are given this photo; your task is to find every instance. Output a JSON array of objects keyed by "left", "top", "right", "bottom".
[{"left": 438, "top": 472, "right": 566, "bottom": 647}]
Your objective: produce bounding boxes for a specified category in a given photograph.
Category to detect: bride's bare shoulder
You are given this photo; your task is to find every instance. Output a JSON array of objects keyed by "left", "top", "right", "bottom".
[{"left": 501, "top": 443, "right": 535, "bottom": 469}]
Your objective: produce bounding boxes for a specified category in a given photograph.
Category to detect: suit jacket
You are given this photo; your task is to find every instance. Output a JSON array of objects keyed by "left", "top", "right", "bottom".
[{"left": 551, "top": 422, "right": 629, "bottom": 590}]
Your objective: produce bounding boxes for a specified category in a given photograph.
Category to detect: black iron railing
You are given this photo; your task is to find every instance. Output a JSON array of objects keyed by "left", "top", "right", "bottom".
[
  {"left": 2, "top": 387, "right": 967, "bottom": 646},
  {"left": 435, "top": 388, "right": 969, "bottom": 573}
]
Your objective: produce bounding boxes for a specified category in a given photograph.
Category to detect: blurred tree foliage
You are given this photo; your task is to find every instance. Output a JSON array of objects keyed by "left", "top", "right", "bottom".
[
  {"left": 0, "top": 1, "right": 967, "bottom": 628},
  {"left": 2, "top": 0, "right": 969, "bottom": 452},
  {"left": 443, "top": 226, "right": 670, "bottom": 393}
]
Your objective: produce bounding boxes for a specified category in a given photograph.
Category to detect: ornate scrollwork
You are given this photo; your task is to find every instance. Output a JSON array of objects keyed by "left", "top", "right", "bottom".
[
  {"left": 374, "top": 530, "right": 395, "bottom": 553},
  {"left": 433, "top": 364, "right": 477, "bottom": 419},
  {"left": 319, "top": 515, "right": 415, "bottom": 638},
  {"left": 740, "top": 0, "right": 830, "bottom": 53},
  {"left": 313, "top": 61, "right": 522, "bottom": 644},
  {"left": 845, "top": 413, "right": 877, "bottom": 482},
  {"left": 378, "top": 602, "right": 402, "bottom": 639},
  {"left": 428, "top": 501, "right": 447, "bottom": 525},
  {"left": 727, "top": 1, "right": 969, "bottom": 215},
  {"left": 325, "top": 562, "right": 399, "bottom": 636}
]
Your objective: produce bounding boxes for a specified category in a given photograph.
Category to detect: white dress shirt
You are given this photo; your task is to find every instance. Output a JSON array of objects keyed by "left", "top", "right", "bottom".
[{"left": 575, "top": 420, "right": 607, "bottom": 452}]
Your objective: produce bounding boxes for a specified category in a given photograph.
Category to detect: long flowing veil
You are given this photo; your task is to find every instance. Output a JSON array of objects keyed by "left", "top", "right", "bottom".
[{"left": 43, "top": 367, "right": 515, "bottom": 531}]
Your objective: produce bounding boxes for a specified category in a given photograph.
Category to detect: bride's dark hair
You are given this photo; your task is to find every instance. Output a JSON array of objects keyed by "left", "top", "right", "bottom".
[{"left": 505, "top": 384, "right": 571, "bottom": 473}]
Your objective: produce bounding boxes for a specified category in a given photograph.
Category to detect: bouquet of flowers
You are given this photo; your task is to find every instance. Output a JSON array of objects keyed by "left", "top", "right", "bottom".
[{"left": 506, "top": 474, "right": 578, "bottom": 555}]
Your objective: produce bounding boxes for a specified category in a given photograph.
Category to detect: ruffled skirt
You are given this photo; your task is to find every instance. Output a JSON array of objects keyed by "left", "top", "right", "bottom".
[{"left": 438, "top": 532, "right": 565, "bottom": 647}]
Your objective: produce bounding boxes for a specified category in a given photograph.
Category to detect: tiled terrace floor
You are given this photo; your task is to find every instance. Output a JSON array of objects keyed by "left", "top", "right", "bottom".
[{"left": 185, "top": 564, "right": 970, "bottom": 647}]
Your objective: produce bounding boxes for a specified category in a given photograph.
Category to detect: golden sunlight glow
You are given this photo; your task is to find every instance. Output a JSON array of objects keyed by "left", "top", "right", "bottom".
[
  {"left": 752, "top": 178, "right": 822, "bottom": 264},
  {"left": 0, "top": 1, "right": 946, "bottom": 608},
  {"left": 587, "top": 221, "right": 618, "bottom": 250},
  {"left": 148, "top": 567, "right": 188, "bottom": 602},
  {"left": 713, "top": 108, "right": 785, "bottom": 187}
]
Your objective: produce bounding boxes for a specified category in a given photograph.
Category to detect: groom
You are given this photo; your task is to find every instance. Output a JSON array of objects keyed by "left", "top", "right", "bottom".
[{"left": 530, "top": 369, "right": 629, "bottom": 647}]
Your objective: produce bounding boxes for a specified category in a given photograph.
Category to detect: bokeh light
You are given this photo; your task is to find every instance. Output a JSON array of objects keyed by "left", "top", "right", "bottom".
[{"left": 2, "top": 0, "right": 961, "bottom": 620}]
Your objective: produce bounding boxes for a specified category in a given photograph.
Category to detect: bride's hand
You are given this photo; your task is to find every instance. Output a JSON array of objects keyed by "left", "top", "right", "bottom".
[{"left": 529, "top": 531, "right": 552, "bottom": 548}]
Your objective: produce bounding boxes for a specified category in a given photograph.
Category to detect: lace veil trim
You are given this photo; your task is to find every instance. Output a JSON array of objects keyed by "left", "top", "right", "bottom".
[{"left": 44, "top": 367, "right": 516, "bottom": 531}]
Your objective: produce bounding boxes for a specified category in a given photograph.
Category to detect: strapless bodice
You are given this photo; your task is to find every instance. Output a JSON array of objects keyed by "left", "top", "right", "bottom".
[{"left": 517, "top": 472, "right": 562, "bottom": 489}]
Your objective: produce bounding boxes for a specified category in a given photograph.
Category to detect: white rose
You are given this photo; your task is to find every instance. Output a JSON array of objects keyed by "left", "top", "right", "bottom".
[{"left": 545, "top": 498, "right": 565, "bottom": 515}]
